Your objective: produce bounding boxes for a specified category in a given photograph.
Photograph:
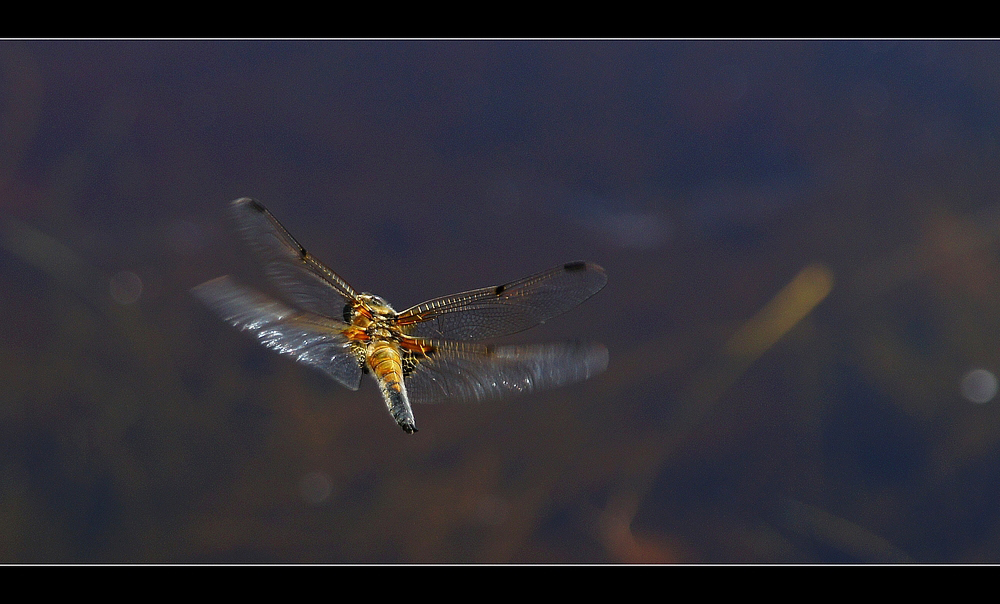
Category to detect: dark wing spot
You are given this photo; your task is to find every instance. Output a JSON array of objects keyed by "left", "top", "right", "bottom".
[
  {"left": 564, "top": 261, "right": 587, "bottom": 272},
  {"left": 495, "top": 284, "right": 506, "bottom": 295},
  {"left": 402, "top": 350, "right": 420, "bottom": 377},
  {"left": 245, "top": 198, "right": 267, "bottom": 213},
  {"left": 402, "top": 345, "right": 436, "bottom": 377}
]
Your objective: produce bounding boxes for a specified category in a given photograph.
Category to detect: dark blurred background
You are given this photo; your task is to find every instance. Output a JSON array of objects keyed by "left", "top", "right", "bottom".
[{"left": 3, "top": 40, "right": 1000, "bottom": 563}]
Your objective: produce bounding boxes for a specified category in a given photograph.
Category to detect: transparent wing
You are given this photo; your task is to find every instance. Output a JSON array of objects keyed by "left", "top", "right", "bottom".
[
  {"left": 396, "top": 262, "right": 608, "bottom": 341},
  {"left": 402, "top": 338, "right": 609, "bottom": 405},
  {"left": 192, "top": 276, "right": 363, "bottom": 390},
  {"left": 230, "top": 197, "right": 359, "bottom": 319}
]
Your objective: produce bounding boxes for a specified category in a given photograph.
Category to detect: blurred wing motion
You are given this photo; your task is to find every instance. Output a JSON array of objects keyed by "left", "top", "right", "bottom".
[
  {"left": 403, "top": 339, "right": 608, "bottom": 405},
  {"left": 194, "top": 197, "right": 609, "bottom": 433},
  {"left": 398, "top": 261, "right": 608, "bottom": 340},
  {"left": 192, "top": 276, "right": 363, "bottom": 390},
  {"left": 230, "top": 197, "right": 358, "bottom": 320}
]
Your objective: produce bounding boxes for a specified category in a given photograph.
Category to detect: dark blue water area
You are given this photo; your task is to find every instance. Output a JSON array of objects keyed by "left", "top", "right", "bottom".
[{"left": 6, "top": 40, "right": 1000, "bottom": 562}]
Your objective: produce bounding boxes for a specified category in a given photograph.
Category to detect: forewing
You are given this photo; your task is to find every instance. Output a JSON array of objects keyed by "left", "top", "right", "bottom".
[
  {"left": 403, "top": 338, "right": 608, "bottom": 405},
  {"left": 192, "top": 276, "right": 363, "bottom": 390},
  {"left": 397, "top": 262, "right": 608, "bottom": 340},
  {"left": 230, "top": 198, "right": 359, "bottom": 319}
]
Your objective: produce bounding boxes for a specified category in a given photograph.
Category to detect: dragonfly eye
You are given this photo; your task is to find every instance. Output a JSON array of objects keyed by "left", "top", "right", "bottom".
[{"left": 343, "top": 303, "right": 353, "bottom": 324}]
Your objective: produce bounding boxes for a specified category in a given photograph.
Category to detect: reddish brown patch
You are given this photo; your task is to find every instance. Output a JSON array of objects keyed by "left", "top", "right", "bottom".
[
  {"left": 400, "top": 337, "right": 435, "bottom": 354},
  {"left": 343, "top": 326, "right": 370, "bottom": 342},
  {"left": 395, "top": 312, "right": 430, "bottom": 326}
]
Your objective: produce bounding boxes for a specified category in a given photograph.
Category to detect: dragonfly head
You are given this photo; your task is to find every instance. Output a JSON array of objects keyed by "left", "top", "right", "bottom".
[{"left": 358, "top": 293, "right": 397, "bottom": 317}]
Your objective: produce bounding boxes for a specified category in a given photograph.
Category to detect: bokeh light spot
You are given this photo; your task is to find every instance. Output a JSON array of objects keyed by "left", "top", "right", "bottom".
[
  {"left": 961, "top": 369, "right": 998, "bottom": 404},
  {"left": 109, "top": 270, "right": 142, "bottom": 305},
  {"left": 299, "top": 471, "right": 333, "bottom": 505}
]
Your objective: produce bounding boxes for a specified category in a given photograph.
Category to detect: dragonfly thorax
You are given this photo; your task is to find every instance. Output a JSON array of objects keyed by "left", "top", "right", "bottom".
[{"left": 357, "top": 293, "right": 397, "bottom": 317}]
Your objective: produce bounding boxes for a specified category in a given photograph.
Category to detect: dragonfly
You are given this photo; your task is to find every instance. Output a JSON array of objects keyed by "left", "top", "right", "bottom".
[{"left": 192, "top": 198, "right": 608, "bottom": 434}]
